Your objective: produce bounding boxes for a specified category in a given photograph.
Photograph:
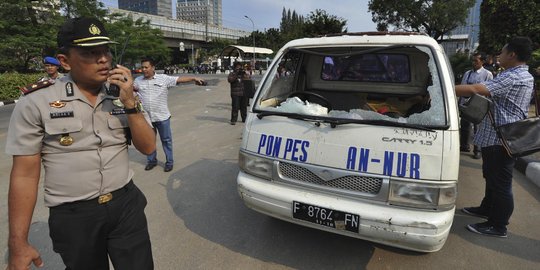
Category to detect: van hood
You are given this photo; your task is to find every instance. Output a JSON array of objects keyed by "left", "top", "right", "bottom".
[{"left": 243, "top": 117, "right": 447, "bottom": 181}]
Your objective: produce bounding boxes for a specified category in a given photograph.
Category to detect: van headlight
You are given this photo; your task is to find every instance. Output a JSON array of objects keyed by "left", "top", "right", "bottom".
[
  {"left": 239, "top": 151, "right": 273, "bottom": 180},
  {"left": 388, "top": 181, "right": 456, "bottom": 210}
]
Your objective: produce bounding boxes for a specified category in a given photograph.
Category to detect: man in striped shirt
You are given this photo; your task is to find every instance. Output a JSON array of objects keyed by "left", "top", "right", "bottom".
[
  {"left": 455, "top": 36, "right": 534, "bottom": 238},
  {"left": 134, "top": 58, "right": 205, "bottom": 172}
]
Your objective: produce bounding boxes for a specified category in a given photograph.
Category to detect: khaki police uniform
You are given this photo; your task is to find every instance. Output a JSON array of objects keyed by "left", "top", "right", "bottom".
[{"left": 7, "top": 74, "right": 149, "bottom": 207}]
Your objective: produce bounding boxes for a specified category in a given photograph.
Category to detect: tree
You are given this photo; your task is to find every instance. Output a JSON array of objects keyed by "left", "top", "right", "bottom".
[
  {"left": 105, "top": 14, "right": 171, "bottom": 67},
  {"left": 60, "top": 0, "right": 107, "bottom": 19},
  {"left": 303, "top": 9, "right": 347, "bottom": 37},
  {"left": 368, "top": 0, "right": 475, "bottom": 41},
  {"left": 478, "top": 0, "right": 540, "bottom": 55},
  {"left": 280, "top": 8, "right": 305, "bottom": 42},
  {"left": 0, "top": 0, "right": 63, "bottom": 72}
]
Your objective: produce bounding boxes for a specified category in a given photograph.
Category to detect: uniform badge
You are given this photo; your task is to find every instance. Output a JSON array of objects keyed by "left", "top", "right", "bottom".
[
  {"left": 112, "top": 99, "right": 124, "bottom": 108},
  {"left": 65, "top": 82, "right": 74, "bottom": 97},
  {"left": 49, "top": 100, "right": 66, "bottom": 108},
  {"left": 59, "top": 134, "right": 74, "bottom": 146}
]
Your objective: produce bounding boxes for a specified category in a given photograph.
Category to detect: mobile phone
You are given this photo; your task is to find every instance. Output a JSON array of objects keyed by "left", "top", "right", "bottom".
[{"left": 107, "top": 63, "right": 120, "bottom": 97}]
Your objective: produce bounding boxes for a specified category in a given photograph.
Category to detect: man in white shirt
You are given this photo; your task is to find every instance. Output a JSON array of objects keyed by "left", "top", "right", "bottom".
[
  {"left": 459, "top": 53, "right": 493, "bottom": 159},
  {"left": 134, "top": 58, "right": 205, "bottom": 172}
]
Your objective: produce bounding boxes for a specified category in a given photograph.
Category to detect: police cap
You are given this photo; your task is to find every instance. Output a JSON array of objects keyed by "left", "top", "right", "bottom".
[
  {"left": 57, "top": 17, "right": 118, "bottom": 48},
  {"left": 44, "top": 56, "right": 60, "bottom": 66}
]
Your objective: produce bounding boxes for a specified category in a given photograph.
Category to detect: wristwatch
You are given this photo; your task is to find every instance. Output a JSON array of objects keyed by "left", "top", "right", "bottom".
[{"left": 124, "top": 100, "right": 143, "bottom": 114}]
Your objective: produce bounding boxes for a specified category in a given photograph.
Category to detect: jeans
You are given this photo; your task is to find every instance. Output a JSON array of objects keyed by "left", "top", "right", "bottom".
[
  {"left": 147, "top": 117, "right": 173, "bottom": 166},
  {"left": 479, "top": 145, "right": 515, "bottom": 231}
]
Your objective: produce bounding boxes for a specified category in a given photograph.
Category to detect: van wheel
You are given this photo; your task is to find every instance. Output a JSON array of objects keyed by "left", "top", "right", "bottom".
[{"left": 288, "top": 91, "right": 333, "bottom": 111}]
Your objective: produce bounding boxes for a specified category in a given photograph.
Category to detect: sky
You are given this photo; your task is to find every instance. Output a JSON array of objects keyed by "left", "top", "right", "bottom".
[{"left": 98, "top": 0, "right": 377, "bottom": 32}]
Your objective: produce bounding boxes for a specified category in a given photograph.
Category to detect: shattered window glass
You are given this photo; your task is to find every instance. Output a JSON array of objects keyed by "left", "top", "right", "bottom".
[{"left": 255, "top": 46, "right": 447, "bottom": 127}]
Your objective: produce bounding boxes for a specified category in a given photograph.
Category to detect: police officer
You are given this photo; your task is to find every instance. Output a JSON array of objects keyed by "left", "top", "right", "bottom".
[
  {"left": 40, "top": 56, "right": 64, "bottom": 82},
  {"left": 6, "top": 17, "right": 156, "bottom": 269}
]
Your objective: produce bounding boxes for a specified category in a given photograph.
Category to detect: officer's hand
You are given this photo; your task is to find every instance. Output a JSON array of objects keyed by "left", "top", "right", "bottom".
[
  {"left": 108, "top": 64, "right": 135, "bottom": 104},
  {"left": 7, "top": 243, "right": 43, "bottom": 269}
]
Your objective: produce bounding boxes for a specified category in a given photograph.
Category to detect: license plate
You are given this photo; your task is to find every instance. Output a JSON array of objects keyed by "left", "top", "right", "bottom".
[{"left": 292, "top": 201, "right": 359, "bottom": 233}]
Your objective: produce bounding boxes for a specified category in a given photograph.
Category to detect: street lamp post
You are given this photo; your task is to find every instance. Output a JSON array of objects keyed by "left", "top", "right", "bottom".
[{"left": 244, "top": 15, "right": 255, "bottom": 67}]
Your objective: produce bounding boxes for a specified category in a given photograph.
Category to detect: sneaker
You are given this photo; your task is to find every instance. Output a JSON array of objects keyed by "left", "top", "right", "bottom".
[
  {"left": 230, "top": 121, "right": 236, "bottom": 125},
  {"left": 472, "top": 152, "right": 481, "bottom": 159},
  {"left": 466, "top": 222, "right": 507, "bottom": 238},
  {"left": 461, "top": 207, "right": 488, "bottom": 219}
]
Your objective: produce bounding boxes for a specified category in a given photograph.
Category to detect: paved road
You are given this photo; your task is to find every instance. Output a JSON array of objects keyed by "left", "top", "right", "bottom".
[{"left": 1, "top": 74, "right": 539, "bottom": 269}]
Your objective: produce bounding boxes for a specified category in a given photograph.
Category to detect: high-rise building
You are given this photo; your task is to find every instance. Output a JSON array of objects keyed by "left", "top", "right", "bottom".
[
  {"left": 118, "top": 0, "right": 173, "bottom": 18},
  {"left": 441, "top": 0, "right": 482, "bottom": 56},
  {"left": 177, "top": 0, "right": 222, "bottom": 27}
]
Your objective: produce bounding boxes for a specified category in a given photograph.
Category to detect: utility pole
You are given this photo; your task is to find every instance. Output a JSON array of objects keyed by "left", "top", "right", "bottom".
[{"left": 244, "top": 15, "right": 255, "bottom": 66}]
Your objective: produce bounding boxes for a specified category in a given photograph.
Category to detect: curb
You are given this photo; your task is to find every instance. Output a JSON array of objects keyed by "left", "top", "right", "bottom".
[
  {"left": 0, "top": 99, "right": 17, "bottom": 106},
  {"left": 515, "top": 157, "right": 540, "bottom": 189}
]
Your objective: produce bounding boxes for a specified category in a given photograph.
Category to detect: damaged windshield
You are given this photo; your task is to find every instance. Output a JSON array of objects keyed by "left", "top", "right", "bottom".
[{"left": 255, "top": 45, "right": 447, "bottom": 127}]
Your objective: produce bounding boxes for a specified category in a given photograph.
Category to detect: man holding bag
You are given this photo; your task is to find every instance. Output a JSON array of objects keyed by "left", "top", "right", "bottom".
[{"left": 455, "top": 36, "right": 534, "bottom": 238}]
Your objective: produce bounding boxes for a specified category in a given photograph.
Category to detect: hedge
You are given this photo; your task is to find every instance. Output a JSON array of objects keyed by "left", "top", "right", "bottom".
[{"left": 0, "top": 72, "right": 42, "bottom": 101}]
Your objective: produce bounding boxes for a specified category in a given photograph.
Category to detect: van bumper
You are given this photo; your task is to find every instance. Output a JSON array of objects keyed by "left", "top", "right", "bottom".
[{"left": 237, "top": 171, "right": 454, "bottom": 252}]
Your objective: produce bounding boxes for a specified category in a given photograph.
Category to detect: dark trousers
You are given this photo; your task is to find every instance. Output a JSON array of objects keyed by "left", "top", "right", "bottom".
[
  {"left": 479, "top": 145, "right": 515, "bottom": 231},
  {"left": 49, "top": 181, "right": 153, "bottom": 270},
  {"left": 231, "top": 95, "right": 247, "bottom": 123},
  {"left": 460, "top": 118, "right": 480, "bottom": 153}
]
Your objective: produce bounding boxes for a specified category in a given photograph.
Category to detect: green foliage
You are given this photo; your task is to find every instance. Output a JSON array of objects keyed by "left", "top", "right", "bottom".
[
  {"left": 105, "top": 14, "right": 171, "bottom": 67},
  {"left": 236, "top": 7, "right": 347, "bottom": 56},
  {"left": 368, "top": 0, "right": 475, "bottom": 41},
  {"left": 60, "top": 0, "right": 107, "bottom": 18},
  {"left": 0, "top": 0, "right": 63, "bottom": 73},
  {"left": 0, "top": 72, "right": 42, "bottom": 100},
  {"left": 449, "top": 52, "right": 471, "bottom": 83},
  {"left": 303, "top": 9, "right": 347, "bottom": 37},
  {"left": 478, "top": 0, "right": 540, "bottom": 55}
]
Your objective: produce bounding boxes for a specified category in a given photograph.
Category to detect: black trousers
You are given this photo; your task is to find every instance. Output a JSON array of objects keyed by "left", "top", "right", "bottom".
[
  {"left": 231, "top": 95, "right": 247, "bottom": 123},
  {"left": 480, "top": 145, "right": 515, "bottom": 231},
  {"left": 49, "top": 181, "right": 153, "bottom": 270}
]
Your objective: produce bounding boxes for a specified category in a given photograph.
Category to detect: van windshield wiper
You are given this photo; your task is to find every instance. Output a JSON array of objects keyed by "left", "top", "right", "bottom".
[
  {"left": 256, "top": 111, "right": 437, "bottom": 131},
  {"left": 323, "top": 118, "right": 436, "bottom": 131},
  {"left": 256, "top": 110, "right": 325, "bottom": 123}
]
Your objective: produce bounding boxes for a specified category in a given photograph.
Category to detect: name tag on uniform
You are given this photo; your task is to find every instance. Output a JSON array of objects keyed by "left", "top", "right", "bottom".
[
  {"left": 50, "top": 111, "right": 74, "bottom": 119},
  {"left": 110, "top": 108, "right": 126, "bottom": 115}
]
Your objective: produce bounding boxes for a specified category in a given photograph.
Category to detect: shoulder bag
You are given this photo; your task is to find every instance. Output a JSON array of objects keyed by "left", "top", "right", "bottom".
[
  {"left": 459, "top": 93, "right": 492, "bottom": 124},
  {"left": 488, "top": 87, "right": 540, "bottom": 158}
]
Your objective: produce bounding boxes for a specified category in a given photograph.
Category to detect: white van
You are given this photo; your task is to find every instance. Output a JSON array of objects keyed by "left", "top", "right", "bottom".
[{"left": 237, "top": 32, "right": 459, "bottom": 252}]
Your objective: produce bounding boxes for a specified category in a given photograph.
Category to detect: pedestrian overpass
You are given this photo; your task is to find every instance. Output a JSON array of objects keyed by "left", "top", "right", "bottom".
[{"left": 108, "top": 8, "right": 251, "bottom": 65}]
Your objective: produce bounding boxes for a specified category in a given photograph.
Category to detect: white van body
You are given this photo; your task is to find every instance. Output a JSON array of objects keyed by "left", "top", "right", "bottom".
[{"left": 237, "top": 33, "right": 459, "bottom": 252}]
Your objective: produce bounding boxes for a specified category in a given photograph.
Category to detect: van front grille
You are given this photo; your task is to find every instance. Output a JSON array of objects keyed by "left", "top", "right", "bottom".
[{"left": 278, "top": 162, "right": 382, "bottom": 194}]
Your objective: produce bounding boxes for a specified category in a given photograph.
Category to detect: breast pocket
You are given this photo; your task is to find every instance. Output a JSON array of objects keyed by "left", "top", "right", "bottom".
[
  {"left": 107, "top": 115, "right": 130, "bottom": 143},
  {"left": 44, "top": 118, "right": 83, "bottom": 135},
  {"left": 43, "top": 119, "right": 83, "bottom": 147}
]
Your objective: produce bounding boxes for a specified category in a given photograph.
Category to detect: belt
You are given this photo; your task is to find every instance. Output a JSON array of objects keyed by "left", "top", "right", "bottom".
[{"left": 56, "top": 180, "right": 134, "bottom": 208}]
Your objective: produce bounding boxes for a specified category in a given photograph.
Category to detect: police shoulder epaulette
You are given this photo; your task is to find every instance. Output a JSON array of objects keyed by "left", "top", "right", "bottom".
[{"left": 20, "top": 80, "right": 55, "bottom": 96}]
